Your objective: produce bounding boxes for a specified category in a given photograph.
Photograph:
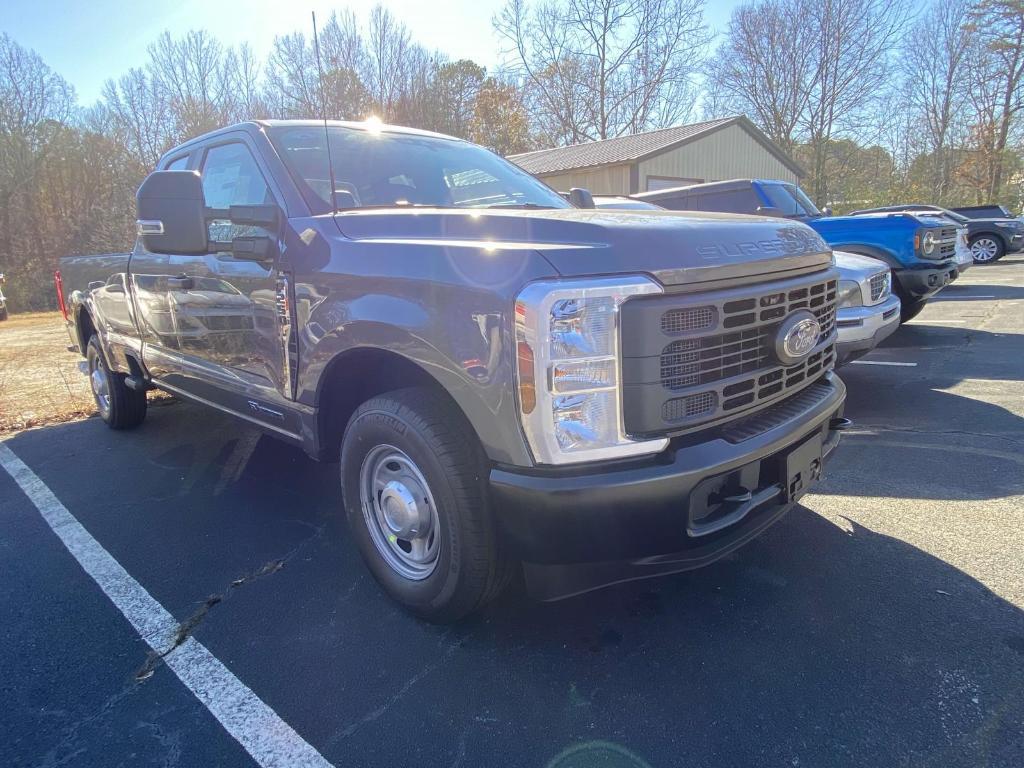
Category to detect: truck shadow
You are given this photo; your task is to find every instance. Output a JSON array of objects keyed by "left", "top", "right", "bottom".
[{"left": 3, "top": 407, "right": 1022, "bottom": 766}]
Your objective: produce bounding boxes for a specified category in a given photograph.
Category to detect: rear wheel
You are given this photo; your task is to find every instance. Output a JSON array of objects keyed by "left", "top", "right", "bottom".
[
  {"left": 87, "top": 335, "right": 147, "bottom": 429},
  {"left": 969, "top": 235, "right": 1005, "bottom": 264},
  {"left": 340, "top": 387, "right": 512, "bottom": 622}
]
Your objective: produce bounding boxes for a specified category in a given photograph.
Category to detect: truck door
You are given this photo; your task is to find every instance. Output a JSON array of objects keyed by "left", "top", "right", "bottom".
[{"left": 141, "top": 137, "right": 293, "bottom": 427}]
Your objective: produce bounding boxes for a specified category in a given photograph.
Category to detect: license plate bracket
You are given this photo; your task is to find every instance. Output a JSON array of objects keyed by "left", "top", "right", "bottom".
[{"left": 783, "top": 433, "right": 824, "bottom": 502}]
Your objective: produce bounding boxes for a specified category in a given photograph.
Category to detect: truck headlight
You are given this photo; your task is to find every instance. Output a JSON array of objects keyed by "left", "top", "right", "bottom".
[
  {"left": 514, "top": 276, "right": 668, "bottom": 465},
  {"left": 837, "top": 279, "right": 863, "bottom": 308},
  {"left": 921, "top": 230, "right": 936, "bottom": 255}
]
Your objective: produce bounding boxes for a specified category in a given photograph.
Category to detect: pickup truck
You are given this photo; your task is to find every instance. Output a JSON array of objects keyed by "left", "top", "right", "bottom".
[
  {"left": 635, "top": 179, "right": 962, "bottom": 322},
  {"left": 57, "top": 120, "right": 848, "bottom": 621},
  {"left": 591, "top": 197, "right": 900, "bottom": 365},
  {"left": 849, "top": 203, "right": 1023, "bottom": 264}
]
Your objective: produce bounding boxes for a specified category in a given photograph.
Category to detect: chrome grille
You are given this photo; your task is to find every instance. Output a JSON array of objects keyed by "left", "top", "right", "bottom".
[
  {"left": 869, "top": 272, "right": 888, "bottom": 302},
  {"left": 620, "top": 269, "right": 839, "bottom": 436}
]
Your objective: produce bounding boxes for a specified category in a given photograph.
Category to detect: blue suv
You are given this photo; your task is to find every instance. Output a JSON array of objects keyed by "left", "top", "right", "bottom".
[{"left": 635, "top": 179, "right": 962, "bottom": 321}]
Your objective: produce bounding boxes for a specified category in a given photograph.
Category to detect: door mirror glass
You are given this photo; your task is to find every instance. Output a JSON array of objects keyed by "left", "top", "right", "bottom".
[{"left": 136, "top": 170, "right": 209, "bottom": 255}]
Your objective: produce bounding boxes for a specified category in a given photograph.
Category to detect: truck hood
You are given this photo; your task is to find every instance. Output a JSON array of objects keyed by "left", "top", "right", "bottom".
[
  {"left": 833, "top": 250, "right": 888, "bottom": 277},
  {"left": 333, "top": 208, "right": 832, "bottom": 286}
]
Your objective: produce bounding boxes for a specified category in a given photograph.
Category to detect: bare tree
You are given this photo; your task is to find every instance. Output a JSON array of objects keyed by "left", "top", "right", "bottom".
[
  {"left": 705, "top": 0, "right": 816, "bottom": 154},
  {"left": 965, "top": 0, "right": 1024, "bottom": 198},
  {"left": 900, "top": 0, "right": 972, "bottom": 202},
  {"left": 494, "top": 0, "right": 710, "bottom": 144}
]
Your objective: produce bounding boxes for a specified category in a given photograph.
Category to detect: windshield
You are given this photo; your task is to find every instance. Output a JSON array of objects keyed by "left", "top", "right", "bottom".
[
  {"left": 269, "top": 125, "right": 570, "bottom": 213},
  {"left": 760, "top": 183, "right": 821, "bottom": 218}
]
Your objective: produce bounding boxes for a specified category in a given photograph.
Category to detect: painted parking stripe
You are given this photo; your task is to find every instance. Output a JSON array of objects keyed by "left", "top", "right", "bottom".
[
  {"left": 848, "top": 360, "right": 918, "bottom": 367},
  {"left": 934, "top": 295, "right": 996, "bottom": 300},
  {"left": 0, "top": 442, "right": 334, "bottom": 768}
]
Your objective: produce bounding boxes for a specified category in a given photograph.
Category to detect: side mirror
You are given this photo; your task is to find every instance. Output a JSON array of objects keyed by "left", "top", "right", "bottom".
[
  {"left": 569, "top": 187, "right": 596, "bottom": 209},
  {"left": 136, "top": 171, "right": 208, "bottom": 255}
]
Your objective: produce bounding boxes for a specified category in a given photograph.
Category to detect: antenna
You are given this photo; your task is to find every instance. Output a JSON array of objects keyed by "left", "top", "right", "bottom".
[{"left": 312, "top": 11, "right": 339, "bottom": 213}]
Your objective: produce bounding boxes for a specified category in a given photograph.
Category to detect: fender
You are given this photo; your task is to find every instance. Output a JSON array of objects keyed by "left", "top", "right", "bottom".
[{"left": 828, "top": 244, "right": 901, "bottom": 272}]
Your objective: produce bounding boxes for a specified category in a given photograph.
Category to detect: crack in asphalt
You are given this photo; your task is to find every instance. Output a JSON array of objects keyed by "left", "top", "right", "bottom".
[
  {"left": 134, "top": 524, "right": 327, "bottom": 681},
  {"left": 844, "top": 425, "right": 1024, "bottom": 446}
]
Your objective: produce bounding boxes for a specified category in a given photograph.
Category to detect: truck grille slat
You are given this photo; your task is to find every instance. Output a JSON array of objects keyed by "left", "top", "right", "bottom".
[
  {"left": 869, "top": 272, "right": 888, "bottom": 302},
  {"left": 621, "top": 270, "right": 839, "bottom": 436}
]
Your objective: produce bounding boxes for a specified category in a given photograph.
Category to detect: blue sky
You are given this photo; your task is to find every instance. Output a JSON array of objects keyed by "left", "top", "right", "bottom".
[{"left": 0, "top": 0, "right": 743, "bottom": 105}]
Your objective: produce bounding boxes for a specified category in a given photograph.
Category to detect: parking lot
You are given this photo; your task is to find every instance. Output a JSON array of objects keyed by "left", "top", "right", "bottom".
[{"left": 2, "top": 256, "right": 1023, "bottom": 768}]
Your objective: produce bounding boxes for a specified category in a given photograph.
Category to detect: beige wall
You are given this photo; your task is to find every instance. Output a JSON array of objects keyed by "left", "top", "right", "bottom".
[
  {"left": 537, "top": 164, "right": 631, "bottom": 195},
  {"left": 637, "top": 123, "right": 798, "bottom": 189}
]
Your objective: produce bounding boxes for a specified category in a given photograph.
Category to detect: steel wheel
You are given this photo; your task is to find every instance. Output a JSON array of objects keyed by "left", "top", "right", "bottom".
[
  {"left": 970, "top": 237, "right": 1000, "bottom": 263},
  {"left": 87, "top": 345, "right": 112, "bottom": 420},
  {"left": 359, "top": 444, "right": 441, "bottom": 580}
]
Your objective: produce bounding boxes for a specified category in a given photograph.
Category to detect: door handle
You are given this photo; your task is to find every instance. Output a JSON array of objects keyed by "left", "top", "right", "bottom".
[{"left": 166, "top": 274, "right": 194, "bottom": 290}]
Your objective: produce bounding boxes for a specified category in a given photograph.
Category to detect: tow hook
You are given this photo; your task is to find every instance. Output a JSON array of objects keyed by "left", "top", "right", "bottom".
[{"left": 829, "top": 417, "right": 853, "bottom": 431}]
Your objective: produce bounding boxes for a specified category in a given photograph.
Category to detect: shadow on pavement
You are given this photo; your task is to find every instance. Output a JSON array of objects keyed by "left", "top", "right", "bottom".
[{"left": 3, "top": 401, "right": 1023, "bottom": 767}]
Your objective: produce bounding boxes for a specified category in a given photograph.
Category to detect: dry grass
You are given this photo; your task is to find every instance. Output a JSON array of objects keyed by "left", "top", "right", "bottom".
[{"left": 0, "top": 311, "right": 97, "bottom": 433}]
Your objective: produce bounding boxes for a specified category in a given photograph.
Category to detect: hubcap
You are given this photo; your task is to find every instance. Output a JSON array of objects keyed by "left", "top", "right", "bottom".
[
  {"left": 359, "top": 445, "right": 440, "bottom": 580},
  {"left": 971, "top": 238, "right": 999, "bottom": 262},
  {"left": 88, "top": 351, "right": 111, "bottom": 419}
]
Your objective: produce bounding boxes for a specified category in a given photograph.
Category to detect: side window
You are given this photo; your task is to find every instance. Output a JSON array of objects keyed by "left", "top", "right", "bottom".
[
  {"left": 200, "top": 143, "right": 273, "bottom": 209},
  {"left": 165, "top": 155, "right": 189, "bottom": 171}
]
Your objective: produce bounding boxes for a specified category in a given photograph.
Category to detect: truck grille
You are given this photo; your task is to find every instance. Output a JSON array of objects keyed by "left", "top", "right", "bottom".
[
  {"left": 937, "top": 226, "right": 957, "bottom": 260},
  {"left": 621, "top": 269, "right": 839, "bottom": 437},
  {"left": 869, "top": 272, "right": 888, "bottom": 302}
]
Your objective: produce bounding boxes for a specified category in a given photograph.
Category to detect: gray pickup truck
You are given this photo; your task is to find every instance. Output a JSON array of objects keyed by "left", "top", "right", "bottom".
[{"left": 57, "top": 120, "right": 848, "bottom": 621}]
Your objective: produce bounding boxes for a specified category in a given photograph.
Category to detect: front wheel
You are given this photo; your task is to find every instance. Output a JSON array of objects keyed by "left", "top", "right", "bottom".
[
  {"left": 87, "top": 335, "right": 147, "bottom": 429},
  {"left": 970, "top": 235, "right": 1005, "bottom": 264},
  {"left": 340, "top": 387, "right": 512, "bottom": 622}
]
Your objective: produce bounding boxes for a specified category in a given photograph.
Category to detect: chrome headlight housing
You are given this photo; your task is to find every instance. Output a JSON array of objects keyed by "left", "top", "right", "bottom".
[
  {"left": 514, "top": 275, "right": 668, "bottom": 465},
  {"left": 837, "top": 279, "right": 863, "bottom": 308}
]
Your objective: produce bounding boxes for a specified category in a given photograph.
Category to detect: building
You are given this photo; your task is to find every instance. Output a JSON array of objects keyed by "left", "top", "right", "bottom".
[{"left": 508, "top": 115, "right": 804, "bottom": 195}]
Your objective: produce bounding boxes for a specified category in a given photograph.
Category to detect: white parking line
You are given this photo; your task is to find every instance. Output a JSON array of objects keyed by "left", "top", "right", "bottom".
[
  {"left": 0, "top": 443, "right": 334, "bottom": 768},
  {"left": 848, "top": 360, "right": 918, "bottom": 367},
  {"left": 934, "top": 295, "right": 996, "bottom": 300}
]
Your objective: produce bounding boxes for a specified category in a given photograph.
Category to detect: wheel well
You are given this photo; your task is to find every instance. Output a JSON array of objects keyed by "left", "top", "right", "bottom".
[
  {"left": 76, "top": 307, "right": 96, "bottom": 355},
  {"left": 316, "top": 348, "right": 464, "bottom": 460}
]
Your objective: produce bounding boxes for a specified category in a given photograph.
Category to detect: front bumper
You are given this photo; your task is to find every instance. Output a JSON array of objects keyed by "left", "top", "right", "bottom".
[
  {"left": 489, "top": 374, "right": 846, "bottom": 599},
  {"left": 835, "top": 294, "right": 901, "bottom": 364},
  {"left": 894, "top": 263, "right": 958, "bottom": 301}
]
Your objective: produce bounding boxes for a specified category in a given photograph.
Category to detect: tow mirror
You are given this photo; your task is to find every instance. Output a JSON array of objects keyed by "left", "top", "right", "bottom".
[
  {"left": 136, "top": 171, "right": 209, "bottom": 255},
  {"left": 569, "top": 187, "right": 596, "bottom": 209}
]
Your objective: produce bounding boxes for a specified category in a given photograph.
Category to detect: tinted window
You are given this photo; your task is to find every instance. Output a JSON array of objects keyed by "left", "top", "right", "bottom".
[
  {"left": 759, "top": 183, "right": 820, "bottom": 217},
  {"left": 692, "top": 189, "right": 749, "bottom": 213},
  {"left": 269, "top": 125, "right": 570, "bottom": 212},
  {"left": 165, "top": 155, "right": 189, "bottom": 171},
  {"left": 201, "top": 143, "right": 273, "bottom": 209}
]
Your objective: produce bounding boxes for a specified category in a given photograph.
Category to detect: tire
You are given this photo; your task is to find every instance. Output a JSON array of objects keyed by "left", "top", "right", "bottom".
[
  {"left": 340, "top": 387, "right": 512, "bottom": 622},
  {"left": 86, "top": 335, "right": 147, "bottom": 429},
  {"left": 899, "top": 297, "right": 927, "bottom": 323},
  {"left": 969, "top": 234, "right": 1005, "bottom": 264}
]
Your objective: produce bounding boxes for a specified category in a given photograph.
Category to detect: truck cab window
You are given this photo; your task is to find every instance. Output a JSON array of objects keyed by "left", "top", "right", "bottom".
[
  {"left": 165, "top": 155, "right": 189, "bottom": 171},
  {"left": 200, "top": 143, "right": 274, "bottom": 209}
]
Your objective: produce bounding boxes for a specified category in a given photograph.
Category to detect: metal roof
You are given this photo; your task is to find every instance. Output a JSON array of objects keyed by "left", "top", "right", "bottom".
[{"left": 508, "top": 116, "right": 804, "bottom": 177}]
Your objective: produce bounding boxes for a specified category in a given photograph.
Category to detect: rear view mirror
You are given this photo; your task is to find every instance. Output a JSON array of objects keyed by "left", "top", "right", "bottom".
[{"left": 136, "top": 171, "right": 208, "bottom": 255}]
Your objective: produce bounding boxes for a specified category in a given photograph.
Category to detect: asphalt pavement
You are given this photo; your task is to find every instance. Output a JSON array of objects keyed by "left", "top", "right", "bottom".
[{"left": 3, "top": 256, "right": 1023, "bottom": 768}]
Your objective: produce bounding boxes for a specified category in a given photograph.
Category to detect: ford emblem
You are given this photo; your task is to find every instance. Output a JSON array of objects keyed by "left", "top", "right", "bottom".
[{"left": 774, "top": 310, "right": 820, "bottom": 365}]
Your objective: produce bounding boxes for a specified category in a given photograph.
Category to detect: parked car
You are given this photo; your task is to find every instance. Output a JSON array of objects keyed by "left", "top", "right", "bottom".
[
  {"left": 0, "top": 273, "right": 7, "bottom": 321},
  {"left": 952, "top": 204, "right": 1016, "bottom": 219},
  {"left": 849, "top": 203, "right": 1022, "bottom": 264},
  {"left": 56, "top": 120, "right": 848, "bottom": 621},
  {"left": 636, "top": 179, "right": 962, "bottom": 322},
  {"left": 591, "top": 197, "right": 900, "bottom": 365}
]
